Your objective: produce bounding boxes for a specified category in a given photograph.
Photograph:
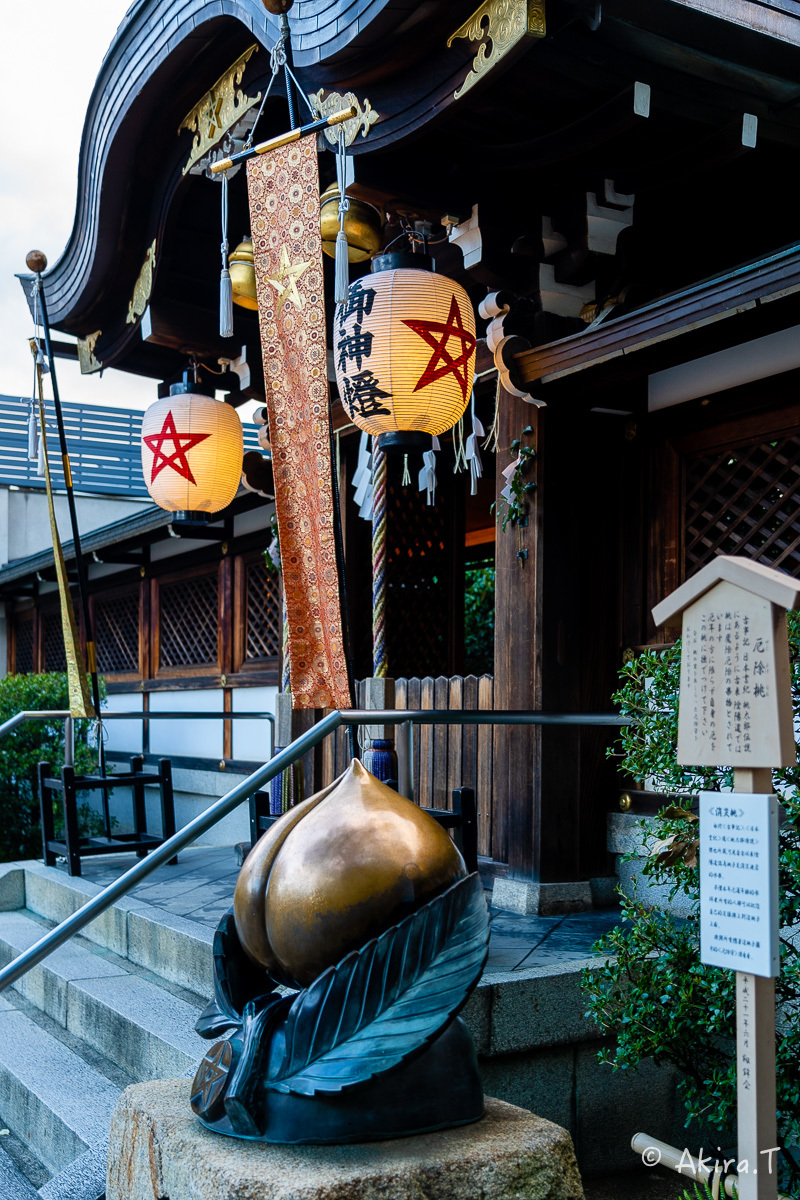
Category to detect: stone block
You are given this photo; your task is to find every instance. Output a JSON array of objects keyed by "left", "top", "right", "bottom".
[
  {"left": 461, "top": 978, "right": 492, "bottom": 1054},
  {"left": 615, "top": 860, "right": 694, "bottom": 920},
  {"left": 492, "top": 878, "right": 593, "bottom": 916},
  {"left": 0, "top": 1144, "right": 38, "bottom": 1199},
  {"left": 0, "top": 865, "right": 24, "bottom": 912},
  {"left": 66, "top": 974, "right": 205, "bottom": 1082},
  {"left": 574, "top": 1042, "right": 683, "bottom": 1176},
  {"left": 0, "top": 909, "right": 126, "bottom": 1027},
  {"left": 21, "top": 864, "right": 128, "bottom": 956},
  {"left": 478, "top": 1046, "right": 575, "bottom": 1134},
  {"left": 107, "top": 1080, "right": 585, "bottom": 1200},
  {"left": 0, "top": 1006, "right": 120, "bottom": 1174},
  {"left": 124, "top": 905, "right": 214, "bottom": 998},
  {"left": 606, "top": 812, "right": 652, "bottom": 857},
  {"left": 484, "top": 960, "right": 603, "bottom": 1054},
  {"left": 589, "top": 877, "right": 619, "bottom": 909},
  {"left": 39, "top": 1141, "right": 108, "bottom": 1200}
]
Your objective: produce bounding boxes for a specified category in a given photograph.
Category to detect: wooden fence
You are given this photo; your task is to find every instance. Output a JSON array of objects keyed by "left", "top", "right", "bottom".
[{"left": 321, "top": 675, "right": 495, "bottom": 858}]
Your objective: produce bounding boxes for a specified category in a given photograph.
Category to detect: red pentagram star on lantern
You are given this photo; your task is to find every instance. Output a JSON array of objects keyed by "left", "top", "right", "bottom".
[
  {"left": 142, "top": 410, "right": 211, "bottom": 485},
  {"left": 402, "top": 294, "right": 477, "bottom": 401}
]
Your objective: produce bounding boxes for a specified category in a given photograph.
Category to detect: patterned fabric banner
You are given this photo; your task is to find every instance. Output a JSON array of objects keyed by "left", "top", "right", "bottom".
[{"left": 247, "top": 135, "right": 350, "bottom": 709}]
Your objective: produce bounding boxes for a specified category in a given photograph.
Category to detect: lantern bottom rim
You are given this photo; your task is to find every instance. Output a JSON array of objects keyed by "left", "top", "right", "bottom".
[{"left": 377, "top": 431, "right": 432, "bottom": 454}]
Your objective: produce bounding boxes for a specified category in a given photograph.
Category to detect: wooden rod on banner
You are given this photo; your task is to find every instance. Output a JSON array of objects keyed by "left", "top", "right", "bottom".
[
  {"left": 209, "top": 107, "right": 356, "bottom": 174},
  {"left": 25, "top": 251, "right": 108, "bottom": 801}
]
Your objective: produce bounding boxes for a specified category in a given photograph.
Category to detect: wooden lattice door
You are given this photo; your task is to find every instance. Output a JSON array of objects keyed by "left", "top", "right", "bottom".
[
  {"left": 154, "top": 566, "right": 221, "bottom": 674},
  {"left": 684, "top": 431, "right": 800, "bottom": 577}
]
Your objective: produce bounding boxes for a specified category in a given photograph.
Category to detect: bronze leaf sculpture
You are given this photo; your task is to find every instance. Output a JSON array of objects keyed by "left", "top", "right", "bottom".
[{"left": 191, "top": 760, "right": 490, "bottom": 1143}]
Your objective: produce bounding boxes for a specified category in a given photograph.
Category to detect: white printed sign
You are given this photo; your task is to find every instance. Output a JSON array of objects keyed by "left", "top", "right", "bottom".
[{"left": 700, "top": 791, "right": 779, "bottom": 977}]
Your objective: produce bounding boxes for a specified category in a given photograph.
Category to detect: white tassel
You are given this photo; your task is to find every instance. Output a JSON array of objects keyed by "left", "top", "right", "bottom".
[
  {"left": 27, "top": 407, "right": 38, "bottom": 461},
  {"left": 334, "top": 130, "right": 351, "bottom": 305},
  {"left": 219, "top": 171, "right": 234, "bottom": 338},
  {"left": 334, "top": 229, "right": 349, "bottom": 305},
  {"left": 220, "top": 267, "right": 234, "bottom": 338},
  {"left": 37, "top": 426, "right": 46, "bottom": 477},
  {"left": 402, "top": 454, "right": 410, "bottom": 487}
]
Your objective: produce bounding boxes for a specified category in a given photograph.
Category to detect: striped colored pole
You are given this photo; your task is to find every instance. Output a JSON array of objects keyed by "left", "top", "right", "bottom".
[{"left": 372, "top": 441, "right": 387, "bottom": 678}]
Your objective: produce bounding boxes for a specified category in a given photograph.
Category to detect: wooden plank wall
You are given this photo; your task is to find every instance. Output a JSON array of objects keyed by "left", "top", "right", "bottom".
[{"left": 320, "top": 675, "right": 495, "bottom": 857}]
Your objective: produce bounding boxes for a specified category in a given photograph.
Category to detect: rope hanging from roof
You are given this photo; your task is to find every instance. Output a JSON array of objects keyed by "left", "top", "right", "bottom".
[{"left": 371, "top": 441, "right": 387, "bottom": 678}]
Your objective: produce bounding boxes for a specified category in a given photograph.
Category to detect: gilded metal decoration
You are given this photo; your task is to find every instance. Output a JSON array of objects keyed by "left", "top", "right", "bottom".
[
  {"left": 192, "top": 761, "right": 489, "bottom": 1143},
  {"left": 76, "top": 330, "right": 102, "bottom": 375},
  {"left": 308, "top": 89, "right": 378, "bottom": 147},
  {"left": 448, "top": 0, "right": 546, "bottom": 99},
  {"left": 179, "top": 45, "right": 262, "bottom": 175},
  {"left": 263, "top": 245, "right": 312, "bottom": 318},
  {"left": 126, "top": 240, "right": 156, "bottom": 325}
]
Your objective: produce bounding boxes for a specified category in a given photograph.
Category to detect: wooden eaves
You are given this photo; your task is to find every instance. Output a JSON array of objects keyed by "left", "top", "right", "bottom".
[{"left": 514, "top": 240, "right": 800, "bottom": 388}]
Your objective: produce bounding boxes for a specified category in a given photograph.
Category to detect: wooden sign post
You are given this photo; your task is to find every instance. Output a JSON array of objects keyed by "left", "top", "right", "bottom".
[{"left": 653, "top": 555, "right": 800, "bottom": 1200}]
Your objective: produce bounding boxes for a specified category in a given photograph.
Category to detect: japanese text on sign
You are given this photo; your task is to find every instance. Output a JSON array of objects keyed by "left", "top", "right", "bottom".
[
  {"left": 677, "top": 580, "right": 786, "bottom": 767},
  {"left": 699, "top": 791, "right": 779, "bottom": 977}
]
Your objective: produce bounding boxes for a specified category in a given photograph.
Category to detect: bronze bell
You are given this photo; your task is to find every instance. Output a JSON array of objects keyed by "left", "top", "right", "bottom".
[
  {"left": 319, "top": 184, "right": 383, "bottom": 264},
  {"left": 228, "top": 237, "right": 258, "bottom": 311}
]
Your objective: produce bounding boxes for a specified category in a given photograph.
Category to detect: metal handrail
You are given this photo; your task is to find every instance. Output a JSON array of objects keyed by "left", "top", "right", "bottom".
[
  {"left": 0, "top": 710, "right": 274, "bottom": 738},
  {"left": 0, "top": 707, "right": 628, "bottom": 993}
]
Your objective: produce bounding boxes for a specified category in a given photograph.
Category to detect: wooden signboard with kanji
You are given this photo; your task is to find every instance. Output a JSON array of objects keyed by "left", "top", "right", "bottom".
[{"left": 653, "top": 555, "right": 800, "bottom": 1200}]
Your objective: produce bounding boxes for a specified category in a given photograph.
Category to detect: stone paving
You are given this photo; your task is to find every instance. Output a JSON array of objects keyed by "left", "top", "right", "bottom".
[{"left": 78, "top": 846, "right": 624, "bottom": 970}]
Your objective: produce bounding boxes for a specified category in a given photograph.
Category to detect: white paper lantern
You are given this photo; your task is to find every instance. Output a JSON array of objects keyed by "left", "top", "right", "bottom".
[
  {"left": 141, "top": 387, "right": 244, "bottom": 513},
  {"left": 333, "top": 263, "right": 477, "bottom": 439}
]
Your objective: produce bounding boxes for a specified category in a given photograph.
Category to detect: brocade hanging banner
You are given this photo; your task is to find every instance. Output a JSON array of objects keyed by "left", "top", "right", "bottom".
[{"left": 247, "top": 134, "right": 350, "bottom": 709}]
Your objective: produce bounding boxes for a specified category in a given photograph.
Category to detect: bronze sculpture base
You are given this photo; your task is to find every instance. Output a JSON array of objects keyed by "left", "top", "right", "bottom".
[{"left": 195, "top": 1017, "right": 483, "bottom": 1144}]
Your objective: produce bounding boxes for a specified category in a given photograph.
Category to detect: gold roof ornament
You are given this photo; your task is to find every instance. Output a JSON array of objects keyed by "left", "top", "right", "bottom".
[
  {"left": 126, "top": 240, "right": 156, "bottom": 325},
  {"left": 228, "top": 238, "right": 258, "bottom": 310},
  {"left": 179, "top": 45, "right": 262, "bottom": 176},
  {"left": 76, "top": 330, "right": 102, "bottom": 374},
  {"left": 319, "top": 184, "right": 383, "bottom": 262},
  {"left": 448, "top": 0, "right": 546, "bottom": 100},
  {"left": 309, "top": 89, "right": 378, "bottom": 147}
]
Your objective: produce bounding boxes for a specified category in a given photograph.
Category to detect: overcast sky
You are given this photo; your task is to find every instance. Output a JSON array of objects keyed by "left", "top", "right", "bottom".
[{"left": 1, "top": 2, "right": 156, "bottom": 411}]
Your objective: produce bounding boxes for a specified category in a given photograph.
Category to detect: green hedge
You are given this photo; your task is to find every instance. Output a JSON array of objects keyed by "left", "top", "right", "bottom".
[{"left": 0, "top": 673, "right": 104, "bottom": 863}]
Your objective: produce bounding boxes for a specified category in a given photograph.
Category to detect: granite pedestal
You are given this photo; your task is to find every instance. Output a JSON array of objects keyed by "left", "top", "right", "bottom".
[{"left": 106, "top": 1079, "right": 584, "bottom": 1200}]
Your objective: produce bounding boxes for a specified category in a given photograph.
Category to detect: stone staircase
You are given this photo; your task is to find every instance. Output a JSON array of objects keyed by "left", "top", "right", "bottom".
[
  {"left": 0, "top": 857, "right": 692, "bottom": 1197},
  {"left": 0, "top": 861, "right": 214, "bottom": 1199}
]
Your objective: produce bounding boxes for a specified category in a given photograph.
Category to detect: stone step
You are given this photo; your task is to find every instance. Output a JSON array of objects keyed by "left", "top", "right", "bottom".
[
  {"left": 0, "top": 992, "right": 121, "bottom": 1177},
  {"left": 4, "top": 862, "right": 215, "bottom": 999},
  {"left": 0, "top": 1144, "right": 38, "bottom": 1200},
  {"left": 0, "top": 909, "right": 207, "bottom": 1083}
]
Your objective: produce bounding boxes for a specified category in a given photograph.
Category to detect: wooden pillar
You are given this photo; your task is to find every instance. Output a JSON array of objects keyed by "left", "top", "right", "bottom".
[{"left": 492, "top": 388, "right": 541, "bottom": 875}]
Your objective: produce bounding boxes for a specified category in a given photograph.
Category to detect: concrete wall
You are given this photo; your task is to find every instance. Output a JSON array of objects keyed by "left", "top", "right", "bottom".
[
  {"left": 0, "top": 487, "right": 150, "bottom": 568},
  {"left": 92, "top": 686, "right": 279, "bottom": 846}
]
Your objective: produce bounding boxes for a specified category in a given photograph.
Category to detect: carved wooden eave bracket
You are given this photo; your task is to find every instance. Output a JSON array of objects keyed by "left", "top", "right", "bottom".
[
  {"left": 179, "top": 44, "right": 262, "bottom": 176},
  {"left": 309, "top": 90, "right": 378, "bottom": 147},
  {"left": 448, "top": 0, "right": 546, "bottom": 100},
  {"left": 126, "top": 240, "right": 157, "bottom": 326}
]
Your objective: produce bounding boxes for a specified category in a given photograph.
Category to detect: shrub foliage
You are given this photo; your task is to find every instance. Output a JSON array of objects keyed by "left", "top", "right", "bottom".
[
  {"left": 0, "top": 673, "right": 103, "bottom": 863},
  {"left": 582, "top": 615, "right": 800, "bottom": 1190}
]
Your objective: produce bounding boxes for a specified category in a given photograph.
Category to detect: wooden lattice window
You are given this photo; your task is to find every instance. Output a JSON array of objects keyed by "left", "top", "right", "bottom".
[
  {"left": 157, "top": 569, "right": 220, "bottom": 670},
  {"left": 385, "top": 459, "right": 451, "bottom": 677},
  {"left": 244, "top": 559, "right": 281, "bottom": 662},
  {"left": 13, "top": 613, "right": 35, "bottom": 674},
  {"left": 95, "top": 590, "right": 139, "bottom": 675},
  {"left": 42, "top": 609, "right": 66, "bottom": 672},
  {"left": 685, "top": 433, "right": 800, "bottom": 577}
]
